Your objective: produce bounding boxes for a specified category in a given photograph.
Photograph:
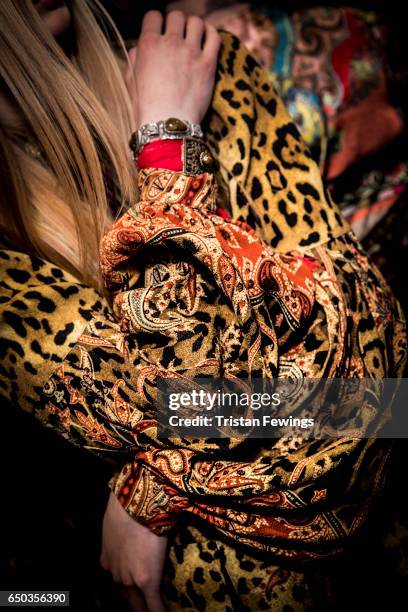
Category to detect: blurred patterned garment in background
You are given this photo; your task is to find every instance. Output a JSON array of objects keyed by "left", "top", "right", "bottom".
[{"left": 199, "top": 3, "right": 408, "bottom": 240}]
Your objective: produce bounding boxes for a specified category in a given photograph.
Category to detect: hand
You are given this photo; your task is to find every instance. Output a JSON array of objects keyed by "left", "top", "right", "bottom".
[
  {"left": 126, "top": 10, "right": 221, "bottom": 127},
  {"left": 100, "top": 492, "right": 168, "bottom": 612}
]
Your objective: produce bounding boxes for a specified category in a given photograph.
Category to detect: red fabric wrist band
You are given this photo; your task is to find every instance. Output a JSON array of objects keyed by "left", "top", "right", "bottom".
[
  {"left": 136, "top": 139, "right": 183, "bottom": 171},
  {"left": 135, "top": 137, "right": 230, "bottom": 220}
]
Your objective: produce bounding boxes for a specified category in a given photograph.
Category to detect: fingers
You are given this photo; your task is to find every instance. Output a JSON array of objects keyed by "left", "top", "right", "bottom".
[
  {"left": 203, "top": 22, "right": 221, "bottom": 59},
  {"left": 141, "top": 10, "right": 163, "bottom": 35},
  {"left": 123, "top": 586, "right": 149, "bottom": 612},
  {"left": 186, "top": 15, "right": 205, "bottom": 48},
  {"left": 140, "top": 9, "right": 218, "bottom": 61},
  {"left": 144, "top": 589, "right": 166, "bottom": 612},
  {"left": 165, "top": 10, "right": 185, "bottom": 36}
]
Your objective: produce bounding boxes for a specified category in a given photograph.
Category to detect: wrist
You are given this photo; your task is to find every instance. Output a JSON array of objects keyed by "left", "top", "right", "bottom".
[
  {"left": 129, "top": 117, "right": 204, "bottom": 160},
  {"left": 135, "top": 137, "right": 216, "bottom": 175}
]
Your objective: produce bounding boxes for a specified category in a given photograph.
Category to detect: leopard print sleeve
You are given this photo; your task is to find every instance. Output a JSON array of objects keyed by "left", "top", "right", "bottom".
[
  {"left": 0, "top": 248, "right": 111, "bottom": 421},
  {"left": 0, "top": 248, "right": 144, "bottom": 456}
]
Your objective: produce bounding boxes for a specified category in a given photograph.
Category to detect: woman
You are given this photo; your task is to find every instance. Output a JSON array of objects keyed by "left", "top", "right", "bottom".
[{"left": 0, "top": 1, "right": 406, "bottom": 610}]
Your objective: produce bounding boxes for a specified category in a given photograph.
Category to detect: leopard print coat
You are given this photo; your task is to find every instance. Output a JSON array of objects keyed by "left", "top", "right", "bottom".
[{"left": 1, "top": 33, "right": 406, "bottom": 610}]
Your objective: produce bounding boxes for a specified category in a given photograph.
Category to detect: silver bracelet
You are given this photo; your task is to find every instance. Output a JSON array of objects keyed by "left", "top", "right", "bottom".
[{"left": 129, "top": 117, "right": 204, "bottom": 160}]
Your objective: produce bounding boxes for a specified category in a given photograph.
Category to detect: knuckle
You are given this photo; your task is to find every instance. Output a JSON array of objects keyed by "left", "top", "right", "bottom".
[
  {"left": 140, "top": 29, "right": 159, "bottom": 42},
  {"left": 135, "top": 572, "right": 151, "bottom": 590},
  {"left": 201, "top": 54, "right": 216, "bottom": 71},
  {"left": 184, "top": 41, "right": 199, "bottom": 58},
  {"left": 165, "top": 32, "right": 182, "bottom": 46},
  {"left": 184, "top": 41, "right": 199, "bottom": 57},
  {"left": 140, "top": 31, "right": 160, "bottom": 47}
]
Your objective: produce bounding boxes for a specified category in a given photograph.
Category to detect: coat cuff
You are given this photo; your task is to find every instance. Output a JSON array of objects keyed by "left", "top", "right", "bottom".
[{"left": 109, "top": 460, "right": 180, "bottom": 536}]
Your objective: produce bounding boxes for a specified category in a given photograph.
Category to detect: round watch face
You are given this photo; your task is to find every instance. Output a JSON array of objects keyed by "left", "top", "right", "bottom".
[{"left": 165, "top": 118, "right": 188, "bottom": 133}]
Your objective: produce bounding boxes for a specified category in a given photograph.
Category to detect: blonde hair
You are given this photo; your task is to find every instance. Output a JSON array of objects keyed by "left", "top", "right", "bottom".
[{"left": 0, "top": 0, "right": 137, "bottom": 291}]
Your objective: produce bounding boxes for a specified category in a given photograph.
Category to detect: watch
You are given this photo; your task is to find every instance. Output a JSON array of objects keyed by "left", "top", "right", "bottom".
[{"left": 129, "top": 117, "right": 204, "bottom": 159}]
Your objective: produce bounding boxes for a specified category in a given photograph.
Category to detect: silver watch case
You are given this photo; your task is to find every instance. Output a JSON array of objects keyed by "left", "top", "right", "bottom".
[{"left": 130, "top": 117, "right": 204, "bottom": 159}]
